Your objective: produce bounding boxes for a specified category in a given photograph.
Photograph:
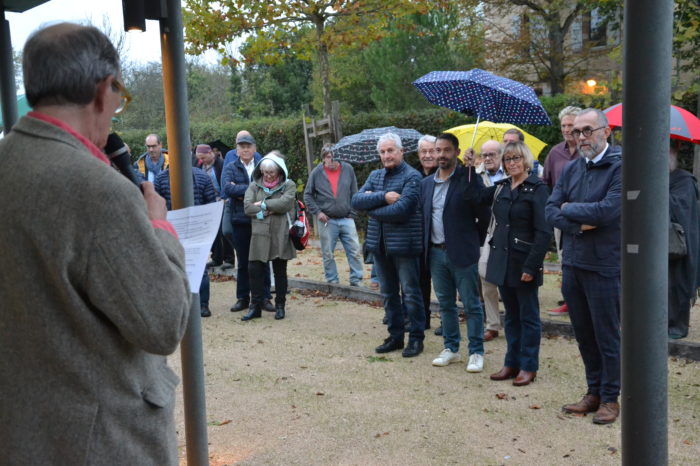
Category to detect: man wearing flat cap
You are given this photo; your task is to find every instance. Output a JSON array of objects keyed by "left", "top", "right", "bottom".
[{"left": 222, "top": 132, "right": 274, "bottom": 312}]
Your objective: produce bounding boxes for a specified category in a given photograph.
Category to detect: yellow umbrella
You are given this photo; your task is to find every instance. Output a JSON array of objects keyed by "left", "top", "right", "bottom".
[{"left": 445, "top": 121, "right": 548, "bottom": 163}]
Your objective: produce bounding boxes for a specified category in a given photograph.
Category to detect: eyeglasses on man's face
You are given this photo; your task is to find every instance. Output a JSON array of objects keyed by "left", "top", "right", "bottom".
[
  {"left": 481, "top": 152, "right": 499, "bottom": 159},
  {"left": 503, "top": 155, "right": 523, "bottom": 164},
  {"left": 572, "top": 126, "right": 605, "bottom": 138},
  {"left": 111, "top": 79, "right": 132, "bottom": 115}
]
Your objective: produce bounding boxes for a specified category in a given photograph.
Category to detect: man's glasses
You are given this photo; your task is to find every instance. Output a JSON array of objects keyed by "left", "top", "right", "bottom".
[
  {"left": 503, "top": 155, "right": 523, "bottom": 164},
  {"left": 481, "top": 152, "right": 498, "bottom": 159},
  {"left": 572, "top": 126, "right": 605, "bottom": 138},
  {"left": 111, "top": 79, "right": 132, "bottom": 115},
  {"left": 419, "top": 149, "right": 436, "bottom": 155}
]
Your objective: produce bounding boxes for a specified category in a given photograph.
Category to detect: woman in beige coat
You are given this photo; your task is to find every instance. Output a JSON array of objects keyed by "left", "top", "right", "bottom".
[{"left": 243, "top": 152, "right": 297, "bottom": 320}]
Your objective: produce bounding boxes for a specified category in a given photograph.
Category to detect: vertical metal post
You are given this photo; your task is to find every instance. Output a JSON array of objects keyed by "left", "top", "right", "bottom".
[
  {"left": 0, "top": 9, "right": 18, "bottom": 134},
  {"left": 159, "top": 0, "right": 209, "bottom": 464},
  {"left": 621, "top": 1, "right": 673, "bottom": 465}
]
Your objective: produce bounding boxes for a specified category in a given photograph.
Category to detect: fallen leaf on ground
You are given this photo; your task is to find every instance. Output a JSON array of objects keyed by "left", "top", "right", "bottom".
[
  {"left": 529, "top": 404, "right": 541, "bottom": 409},
  {"left": 208, "top": 419, "right": 232, "bottom": 426},
  {"left": 496, "top": 393, "right": 509, "bottom": 400}
]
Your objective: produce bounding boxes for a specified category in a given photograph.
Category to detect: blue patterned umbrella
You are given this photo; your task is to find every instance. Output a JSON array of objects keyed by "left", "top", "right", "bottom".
[
  {"left": 331, "top": 126, "right": 423, "bottom": 164},
  {"left": 413, "top": 69, "right": 551, "bottom": 126}
]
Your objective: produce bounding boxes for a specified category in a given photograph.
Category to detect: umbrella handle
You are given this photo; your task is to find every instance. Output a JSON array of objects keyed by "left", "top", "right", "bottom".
[
  {"left": 469, "top": 114, "right": 481, "bottom": 151},
  {"left": 467, "top": 114, "right": 481, "bottom": 182}
]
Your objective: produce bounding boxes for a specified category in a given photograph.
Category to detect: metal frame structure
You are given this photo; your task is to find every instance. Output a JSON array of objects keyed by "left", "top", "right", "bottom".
[{"left": 0, "top": 0, "right": 677, "bottom": 464}]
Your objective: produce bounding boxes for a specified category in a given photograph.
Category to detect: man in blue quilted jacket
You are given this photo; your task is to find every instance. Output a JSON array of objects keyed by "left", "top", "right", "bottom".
[{"left": 352, "top": 133, "right": 425, "bottom": 357}]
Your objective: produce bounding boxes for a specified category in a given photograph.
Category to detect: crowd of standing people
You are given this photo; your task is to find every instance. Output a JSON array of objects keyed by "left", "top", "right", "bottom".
[
  {"left": 158, "top": 104, "right": 698, "bottom": 428},
  {"left": 2, "top": 22, "right": 698, "bottom": 464},
  {"left": 129, "top": 100, "right": 700, "bottom": 431}
]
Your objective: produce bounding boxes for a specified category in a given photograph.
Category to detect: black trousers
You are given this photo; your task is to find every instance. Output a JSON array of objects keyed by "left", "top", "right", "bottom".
[
  {"left": 250, "top": 259, "right": 288, "bottom": 306},
  {"left": 211, "top": 225, "right": 234, "bottom": 265},
  {"left": 562, "top": 266, "right": 620, "bottom": 403}
]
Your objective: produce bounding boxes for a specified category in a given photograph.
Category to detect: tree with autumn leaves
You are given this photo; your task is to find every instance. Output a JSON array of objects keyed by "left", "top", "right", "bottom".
[{"left": 184, "top": 0, "right": 449, "bottom": 117}]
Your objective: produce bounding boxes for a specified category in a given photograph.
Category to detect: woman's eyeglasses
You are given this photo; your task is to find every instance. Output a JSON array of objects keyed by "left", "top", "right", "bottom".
[{"left": 503, "top": 155, "right": 523, "bottom": 164}]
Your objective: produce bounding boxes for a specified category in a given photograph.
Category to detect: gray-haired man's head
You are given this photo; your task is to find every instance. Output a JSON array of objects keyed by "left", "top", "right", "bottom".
[
  {"left": 377, "top": 133, "right": 404, "bottom": 170},
  {"left": 23, "top": 23, "right": 120, "bottom": 108}
]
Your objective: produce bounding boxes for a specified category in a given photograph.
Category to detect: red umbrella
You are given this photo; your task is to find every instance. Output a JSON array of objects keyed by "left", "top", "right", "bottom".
[{"left": 603, "top": 103, "right": 700, "bottom": 144}]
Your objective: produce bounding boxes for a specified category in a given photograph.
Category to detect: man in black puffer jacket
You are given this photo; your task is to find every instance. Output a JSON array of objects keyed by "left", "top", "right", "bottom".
[{"left": 352, "top": 133, "right": 424, "bottom": 358}]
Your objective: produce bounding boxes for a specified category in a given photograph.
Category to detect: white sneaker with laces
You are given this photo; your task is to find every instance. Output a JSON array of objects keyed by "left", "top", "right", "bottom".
[
  {"left": 432, "top": 348, "right": 461, "bottom": 366},
  {"left": 466, "top": 353, "right": 484, "bottom": 373}
]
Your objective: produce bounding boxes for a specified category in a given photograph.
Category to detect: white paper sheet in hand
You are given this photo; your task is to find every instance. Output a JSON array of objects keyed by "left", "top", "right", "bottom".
[{"left": 166, "top": 201, "right": 224, "bottom": 291}]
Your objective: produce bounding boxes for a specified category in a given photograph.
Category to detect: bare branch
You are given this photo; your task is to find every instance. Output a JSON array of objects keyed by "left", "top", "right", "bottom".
[{"left": 510, "top": 0, "right": 546, "bottom": 15}]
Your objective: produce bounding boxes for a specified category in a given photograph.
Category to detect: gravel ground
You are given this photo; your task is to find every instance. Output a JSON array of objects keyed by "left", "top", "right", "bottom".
[{"left": 171, "top": 245, "right": 700, "bottom": 465}]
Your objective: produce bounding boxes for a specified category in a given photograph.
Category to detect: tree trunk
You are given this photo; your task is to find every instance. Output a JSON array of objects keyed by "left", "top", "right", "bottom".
[
  {"left": 547, "top": 13, "right": 565, "bottom": 95},
  {"left": 314, "top": 19, "right": 332, "bottom": 117}
]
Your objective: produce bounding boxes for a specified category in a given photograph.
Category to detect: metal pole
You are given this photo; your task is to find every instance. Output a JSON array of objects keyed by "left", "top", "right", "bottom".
[
  {"left": 0, "top": 9, "right": 18, "bottom": 134},
  {"left": 621, "top": 1, "right": 673, "bottom": 464},
  {"left": 159, "top": 1, "right": 209, "bottom": 464}
]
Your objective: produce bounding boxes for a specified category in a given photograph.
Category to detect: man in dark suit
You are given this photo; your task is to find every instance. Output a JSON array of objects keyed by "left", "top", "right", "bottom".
[
  {"left": 196, "top": 144, "right": 230, "bottom": 268},
  {"left": 545, "top": 108, "right": 622, "bottom": 425},
  {"left": 421, "top": 133, "right": 490, "bottom": 372}
]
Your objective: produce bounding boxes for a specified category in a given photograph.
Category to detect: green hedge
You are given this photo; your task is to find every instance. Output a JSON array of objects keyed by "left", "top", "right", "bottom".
[{"left": 117, "top": 94, "right": 595, "bottom": 190}]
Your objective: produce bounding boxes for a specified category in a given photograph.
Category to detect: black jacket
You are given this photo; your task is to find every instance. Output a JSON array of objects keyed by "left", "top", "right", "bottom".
[
  {"left": 421, "top": 165, "right": 490, "bottom": 268},
  {"left": 545, "top": 147, "right": 621, "bottom": 276},
  {"left": 670, "top": 168, "right": 700, "bottom": 298},
  {"left": 480, "top": 173, "right": 552, "bottom": 287}
]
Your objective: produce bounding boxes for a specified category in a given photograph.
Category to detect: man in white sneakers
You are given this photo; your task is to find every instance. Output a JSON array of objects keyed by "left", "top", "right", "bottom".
[{"left": 420, "top": 133, "right": 490, "bottom": 372}]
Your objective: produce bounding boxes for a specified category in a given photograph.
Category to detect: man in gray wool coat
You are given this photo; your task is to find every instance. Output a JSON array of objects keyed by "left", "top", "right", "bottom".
[{"left": 0, "top": 23, "right": 191, "bottom": 465}]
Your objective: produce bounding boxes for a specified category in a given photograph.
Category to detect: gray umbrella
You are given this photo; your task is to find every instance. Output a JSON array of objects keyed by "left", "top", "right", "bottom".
[{"left": 331, "top": 126, "right": 423, "bottom": 164}]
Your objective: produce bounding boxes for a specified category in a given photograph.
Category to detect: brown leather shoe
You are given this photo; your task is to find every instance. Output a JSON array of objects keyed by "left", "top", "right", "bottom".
[
  {"left": 562, "top": 394, "right": 600, "bottom": 414},
  {"left": 490, "top": 366, "right": 519, "bottom": 381},
  {"left": 592, "top": 402, "right": 620, "bottom": 425},
  {"left": 484, "top": 329, "right": 499, "bottom": 342},
  {"left": 512, "top": 370, "right": 536, "bottom": 386}
]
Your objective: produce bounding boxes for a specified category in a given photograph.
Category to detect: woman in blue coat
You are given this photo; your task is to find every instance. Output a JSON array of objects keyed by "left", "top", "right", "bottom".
[{"left": 477, "top": 142, "right": 552, "bottom": 386}]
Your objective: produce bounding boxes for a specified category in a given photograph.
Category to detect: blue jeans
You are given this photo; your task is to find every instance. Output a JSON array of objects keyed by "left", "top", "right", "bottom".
[
  {"left": 319, "top": 217, "right": 364, "bottom": 285},
  {"left": 373, "top": 253, "right": 425, "bottom": 342},
  {"left": 498, "top": 283, "right": 541, "bottom": 372},
  {"left": 430, "top": 248, "right": 483, "bottom": 355},
  {"left": 222, "top": 201, "right": 233, "bottom": 245},
  {"left": 370, "top": 263, "right": 379, "bottom": 284},
  {"left": 231, "top": 222, "right": 271, "bottom": 301}
]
